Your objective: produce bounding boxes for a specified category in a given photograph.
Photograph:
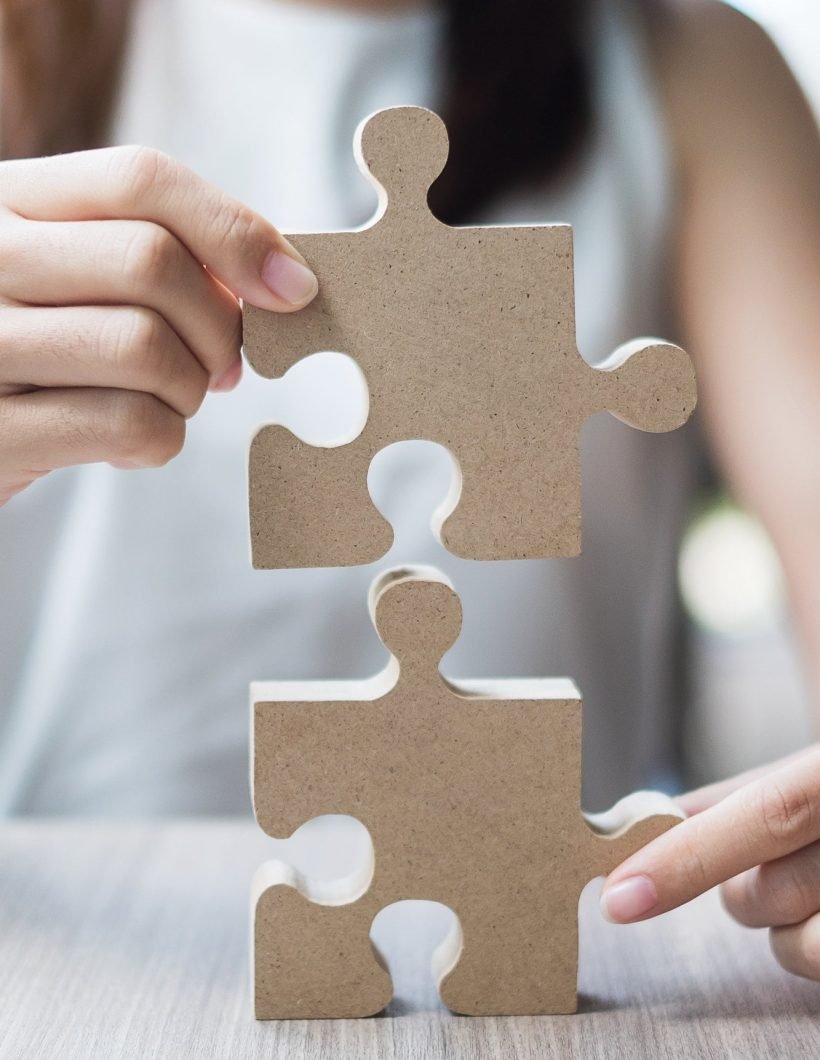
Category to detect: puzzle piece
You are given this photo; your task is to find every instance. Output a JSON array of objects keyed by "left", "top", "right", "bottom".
[
  {"left": 251, "top": 568, "right": 683, "bottom": 1018},
  {"left": 243, "top": 106, "right": 696, "bottom": 568}
]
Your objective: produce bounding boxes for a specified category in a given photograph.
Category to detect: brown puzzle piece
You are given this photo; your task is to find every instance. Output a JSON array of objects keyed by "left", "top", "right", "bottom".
[
  {"left": 251, "top": 568, "right": 683, "bottom": 1018},
  {"left": 243, "top": 106, "right": 696, "bottom": 568}
]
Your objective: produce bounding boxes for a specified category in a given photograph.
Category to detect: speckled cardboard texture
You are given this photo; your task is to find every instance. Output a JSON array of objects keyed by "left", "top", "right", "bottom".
[
  {"left": 242, "top": 106, "right": 696, "bottom": 569},
  {"left": 245, "top": 106, "right": 693, "bottom": 1019},
  {"left": 251, "top": 569, "right": 683, "bottom": 1018}
]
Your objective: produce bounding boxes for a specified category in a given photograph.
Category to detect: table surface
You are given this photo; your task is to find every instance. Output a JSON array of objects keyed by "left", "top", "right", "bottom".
[{"left": 0, "top": 821, "right": 817, "bottom": 1060}]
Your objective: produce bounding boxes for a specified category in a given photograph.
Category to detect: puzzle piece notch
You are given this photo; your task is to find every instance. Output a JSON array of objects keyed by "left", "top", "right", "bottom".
[
  {"left": 251, "top": 567, "right": 683, "bottom": 1017},
  {"left": 243, "top": 106, "right": 697, "bottom": 567}
]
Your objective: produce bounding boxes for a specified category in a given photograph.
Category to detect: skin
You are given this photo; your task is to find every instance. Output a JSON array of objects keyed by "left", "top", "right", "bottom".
[
  {"left": 600, "top": 0, "right": 820, "bottom": 983},
  {"left": 0, "top": 147, "right": 319, "bottom": 501},
  {"left": 0, "top": 0, "right": 818, "bottom": 979}
]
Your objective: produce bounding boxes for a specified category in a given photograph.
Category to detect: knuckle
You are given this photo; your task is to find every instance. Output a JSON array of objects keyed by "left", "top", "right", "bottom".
[
  {"left": 106, "top": 309, "right": 207, "bottom": 418},
  {"left": 212, "top": 199, "right": 266, "bottom": 254},
  {"left": 769, "top": 928, "right": 798, "bottom": 975},
  {"left": 723, "top": 861, "right": 816, "bottom": 929},
  {"left": 0, "top": 207, "right": 25, "bottom": 246},
  {"left": 681, "top": 845, "right": 711, "bottom": 897},
  {"left": 675, "top": 816, "right": 712, "bottom": 896},
  {"left": 105, "top": 391, "right": 185, "bottom": 466},
  {"left": 760, "top": 780, "right": 816, "bottom": 847},
  {"left": 153, "top": 414, "right": 186, "bottom": 464},
  {"left": 720, "top": 875, "right": 751, "bottom": 924},
  {"left": 762, "top": 859, "right": 820, "bottom": 924},
  {"left": 120, "top": 224, "right": 179, "bottom": 286},
  {"left": 110, "top": 307, "right": 165, "bottom": 370},
  {"left": 771, "top": 921, "right": 820, "bottom": 981},
  {"left": 0, "top": 214, "right": 38, "bottom": 280},
  {"left": 106, "top": 392, "right": 155, "bottom": 456},
  {"left": 802, "top": 922, "right": 820, "bottom": 978},
  {"left": 215, "top": 302, "right": 243, "bottom": 364},
  {"left": 110, "top": 144, "right": 176, "bottom": 205}
]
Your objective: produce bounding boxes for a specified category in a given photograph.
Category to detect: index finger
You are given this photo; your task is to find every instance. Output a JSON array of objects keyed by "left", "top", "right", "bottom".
[
  {"left": 0, "top": 146, "right": 317, "bottom": 312},
  {"left": 678, "top": 745, "right": 819, "bottom": 817},
  {"left": 600, "top": 747, "right": 820, "bottom": 923}
]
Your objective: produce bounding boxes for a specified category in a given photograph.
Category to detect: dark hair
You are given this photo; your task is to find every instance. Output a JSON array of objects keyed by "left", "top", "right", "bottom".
[
  {"left": 0, "top": 0, "right": 593, "bottom": 223},
  {"left": 432, "top": 0, "right": 592, "bottom": 223}
]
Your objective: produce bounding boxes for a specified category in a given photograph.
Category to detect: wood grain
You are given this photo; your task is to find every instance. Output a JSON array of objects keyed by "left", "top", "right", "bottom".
[{"left": 0, "top": 821, "right": 817, "bottom": 1059}]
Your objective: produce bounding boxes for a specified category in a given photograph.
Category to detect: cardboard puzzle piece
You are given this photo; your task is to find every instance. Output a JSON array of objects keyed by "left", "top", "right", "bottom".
[
  {"left": 251, "top": 568, "right": 683, "bottom": 1018},
  {"left": 243, "top": 106, "right": 697, "bottom": 569}
]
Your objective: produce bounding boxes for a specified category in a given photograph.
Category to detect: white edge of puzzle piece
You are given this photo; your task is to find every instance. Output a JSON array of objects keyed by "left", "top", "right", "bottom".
[
  {"left": 251, "top": 670, "right": 581, "bottom": 706},
  {"left": 250, "top": 669, "right": 576, "bottom": 703},
  {"left": 352, "top": 110, "right": 390, "bottom": 229},
  {"left": 447, "top": 676, "right": 581, "bottom": 701},
  {"left": 431, "top": 914, "right": 465, "bottom": 992},
  {"left": 252, "top": 566, "right": 583, "bottom": 705},
  {"left": 250, "top": 842, "right": 375, "bottom": 910},
  {"left": 251, "top": 658, "right": 400, "bottom": 705},
  {"left": 584, "top": 790, "right": 685, "bottom": 838},
  {"left": 248, "top": 843, "right": 377, "bottom": 1004},
  {"left": 594, "top": 336, "right": 671, "bottom": 371}
]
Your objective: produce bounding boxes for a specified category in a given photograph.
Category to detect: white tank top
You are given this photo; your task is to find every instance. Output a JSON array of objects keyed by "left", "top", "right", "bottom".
[{"left": 0, "top": 0, "right": 697, "bottom": 814}]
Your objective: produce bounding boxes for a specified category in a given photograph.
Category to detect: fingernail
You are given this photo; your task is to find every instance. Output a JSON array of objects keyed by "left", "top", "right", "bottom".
[
  {"left": 261, "top": 251, "right": 318, "bottom": 307},
  {"left": 601, "top": 875, "right": 658, "bottom": 923},
  {"left": 210, "top": 359, "right": 243, "bottom": 392}
]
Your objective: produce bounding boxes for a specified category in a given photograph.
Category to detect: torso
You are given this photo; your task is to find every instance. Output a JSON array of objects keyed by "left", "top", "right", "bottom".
[{"left": 0, "top": 0, "right": 698, "bottom": 813}]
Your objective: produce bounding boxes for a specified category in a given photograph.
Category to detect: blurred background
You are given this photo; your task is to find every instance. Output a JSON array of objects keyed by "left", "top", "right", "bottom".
[
  {"left": 681, "top": 0, "right": 819, "bottom": 783},
  {"left": 733, "top": 0, "right": 820, "bottom": 106},
  {"left": 0, "top": 0, "right": 818, "bottom": 817}
]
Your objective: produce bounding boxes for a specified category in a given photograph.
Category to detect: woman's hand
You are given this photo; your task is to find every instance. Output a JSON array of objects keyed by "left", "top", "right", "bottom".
[
  {"left": 0, "top": 145, "right": 318, "bottom": 504},
  {"left": 601, "top": 746, "right": 820, "bottom": 980}
]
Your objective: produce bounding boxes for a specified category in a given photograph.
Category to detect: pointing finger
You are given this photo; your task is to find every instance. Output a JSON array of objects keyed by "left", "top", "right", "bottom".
[
  {"left": 600, "top": 747, "right": 820, "bottom": 922},
  {"left": 677, "top": 747, "right": 819, "bottom": 818}
]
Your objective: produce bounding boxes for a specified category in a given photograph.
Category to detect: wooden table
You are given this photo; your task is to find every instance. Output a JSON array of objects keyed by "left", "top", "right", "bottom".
[{"left": 0, "top": 821, "right": 817, "bottom": 1058}]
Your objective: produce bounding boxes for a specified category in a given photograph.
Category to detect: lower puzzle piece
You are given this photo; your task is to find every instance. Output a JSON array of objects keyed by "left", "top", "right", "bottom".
[{"left": 251, "top": 567, "right": 683, "bottom": 1018}]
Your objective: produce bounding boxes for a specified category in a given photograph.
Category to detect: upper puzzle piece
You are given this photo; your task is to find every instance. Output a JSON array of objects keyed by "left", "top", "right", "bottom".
[{"left": 243, "top": 106, "right": 696, "bottom": 568}]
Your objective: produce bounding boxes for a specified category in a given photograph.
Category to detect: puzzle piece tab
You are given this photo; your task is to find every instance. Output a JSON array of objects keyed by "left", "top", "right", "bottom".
[
  {"left": 251, "top": 568, "right": 683, "bottom": 1018},
  {"left": 243, "top": 106, "right": 696, "bottom": 568}
]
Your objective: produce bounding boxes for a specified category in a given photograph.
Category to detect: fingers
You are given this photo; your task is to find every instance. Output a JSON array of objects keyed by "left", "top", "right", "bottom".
[
  {"left": 0, "top": 387, "right": 186, "bottom": 488},
  {"left": 0, "top": 147, "right": 315, "bottom": 495},
  {"left": 0, "top": 147, "right": 318, "bottom": 311},
  {"left": 601, "top": 747, "right": 820, "bottom": 922},
  {"left": 0, "top": 306, "right": 210, "bottom": 417},
  {"left": 678, "top": 746, "right": 820, "bottom": 817},
  {"left": 721, "top": 840, "right": 820, "bottom": 928},
  {"left": 0, "top": 216, "right": 241, "bottom": 384},
  {"left": 770, "top": 913, "right": 820, "bottom": 980}
]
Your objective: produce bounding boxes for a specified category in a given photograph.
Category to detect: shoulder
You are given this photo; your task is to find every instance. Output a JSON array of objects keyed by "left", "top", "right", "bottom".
[{"left": 642, "top": 0, "right": 816, "bottom": 183}]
